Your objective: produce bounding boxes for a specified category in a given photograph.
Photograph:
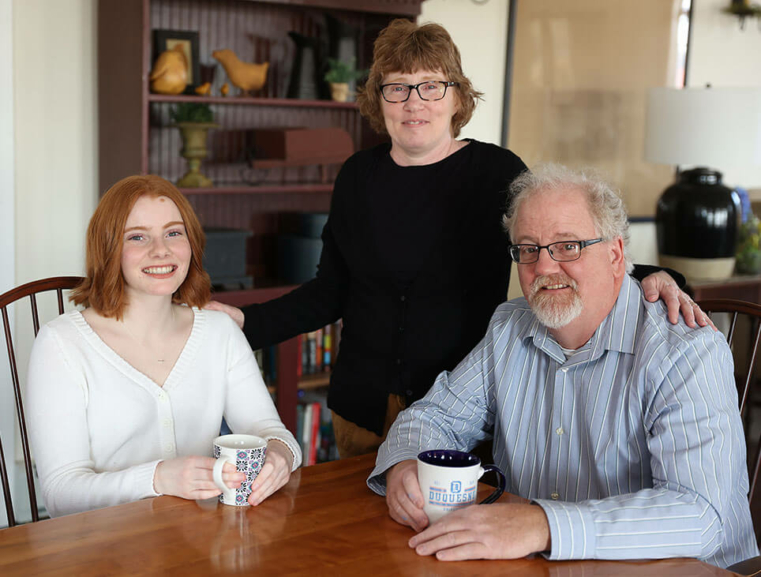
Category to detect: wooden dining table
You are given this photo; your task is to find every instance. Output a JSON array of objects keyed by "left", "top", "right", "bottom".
[{"left": 0, "top": 453, "right": 734, "bottom": 576}]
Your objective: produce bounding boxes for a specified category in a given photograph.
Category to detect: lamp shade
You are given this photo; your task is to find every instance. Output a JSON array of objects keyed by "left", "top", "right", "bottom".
[{"left": 644, "top": 87, "right": 761, "bottom": 169}]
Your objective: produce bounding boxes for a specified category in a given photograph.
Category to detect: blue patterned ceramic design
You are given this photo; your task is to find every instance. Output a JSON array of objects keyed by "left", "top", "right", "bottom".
[{"left": 212, "top": 434, "right": 267, "bottom": 506}]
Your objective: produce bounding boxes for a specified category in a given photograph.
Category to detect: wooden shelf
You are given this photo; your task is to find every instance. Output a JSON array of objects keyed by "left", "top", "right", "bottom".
[
  {"left": 180, "top": 183, "right": 334, "bottom": 195},
  {"left": 298, "top": 373, "right": 331, "bottom": 390},
  {"left": 267, "top": 373, "right": 330, "bottom": 395},
  {"left": 148, "top": 94, "right": 359, "bottom": 109},
  {"left": 212, "top": 283, "right": 298, "bottom": 307}
]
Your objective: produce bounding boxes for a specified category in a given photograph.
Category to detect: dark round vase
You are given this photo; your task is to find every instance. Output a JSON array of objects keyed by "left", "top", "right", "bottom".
[{"left": 656, "top": 168, "right": 741, "bottom": 280}]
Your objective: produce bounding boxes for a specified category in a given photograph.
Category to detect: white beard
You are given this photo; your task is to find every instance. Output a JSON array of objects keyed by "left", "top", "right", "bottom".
[{"left": 527, "top": 274, "right": 583, "bottom": 329}]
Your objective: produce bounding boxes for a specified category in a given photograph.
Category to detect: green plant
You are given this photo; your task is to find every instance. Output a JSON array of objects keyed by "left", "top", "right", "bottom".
[
  {"left": 170, "top": 102, "right": 214, "bottom": 124},
  {"left": 736, "top": 213, "right": 761, "bottom": 274},
  {"left": 324, "top": 58, "right": 367, "bottom": 84}
]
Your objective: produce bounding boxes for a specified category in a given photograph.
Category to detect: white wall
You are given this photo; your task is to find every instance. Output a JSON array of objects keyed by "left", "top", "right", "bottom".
[
  {"left": 14, "top": 0, "right": 98, "bottom": 286},
  {"left": 420, "top": 0, "right": 509, "bottom": 144},
  {"left": 4, "top": 0, "right": 97, "bottom": 524},
  {"left": 12, "top": 0, "right": 97, "bottom": 361},
  {"left": 0, "top": 0, "right": 15, "bottom": 530},
  {"left": 686, "top": 0, "right": 761, "bottom": 190}
]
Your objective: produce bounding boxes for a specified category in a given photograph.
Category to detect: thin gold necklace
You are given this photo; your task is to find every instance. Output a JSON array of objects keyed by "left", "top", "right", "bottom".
[{"left": 120, "top": 309, "right": 175, "bottom": 363}]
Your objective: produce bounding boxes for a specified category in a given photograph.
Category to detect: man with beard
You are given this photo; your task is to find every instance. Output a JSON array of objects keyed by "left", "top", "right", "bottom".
[{"left": 366, "top": 164, "right": 757, "bottom": 569}]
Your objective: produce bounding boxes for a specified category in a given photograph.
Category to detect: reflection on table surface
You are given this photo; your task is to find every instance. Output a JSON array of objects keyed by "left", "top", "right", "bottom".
[{"left": 0, "top": 453, "right": 732, "bottom": 576}]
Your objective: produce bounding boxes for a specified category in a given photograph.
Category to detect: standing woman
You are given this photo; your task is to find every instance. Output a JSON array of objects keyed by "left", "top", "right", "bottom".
[
  {"left": 27, "top": 175, "right": 301, "bottom": 518},
  {"left": 209, "top": 20, "right": 706, "bottom": 459}
]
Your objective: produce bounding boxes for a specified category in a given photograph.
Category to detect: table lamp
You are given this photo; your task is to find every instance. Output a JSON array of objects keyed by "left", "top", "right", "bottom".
[{"left": 644, "top": 86, "right": 761, "bottom": 281}]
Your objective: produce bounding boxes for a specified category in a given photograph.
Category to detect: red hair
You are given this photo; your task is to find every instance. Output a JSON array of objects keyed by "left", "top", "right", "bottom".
[{"left": 70, "top": 175, "right": 210, "bottom": 319}]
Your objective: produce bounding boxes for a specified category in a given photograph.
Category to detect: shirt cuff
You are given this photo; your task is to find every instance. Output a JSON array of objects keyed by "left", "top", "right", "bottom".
[
  {"left": 534, "top": 499, "right": 596, "bottom": 560},
  {"left": 143, "top": 459, "right": 163, "bottom": 497},
  {"left": 265, "top": 436, "right": 302, "bottom": 471}
]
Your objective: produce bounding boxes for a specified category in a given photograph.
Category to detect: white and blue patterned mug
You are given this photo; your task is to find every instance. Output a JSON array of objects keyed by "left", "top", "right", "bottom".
[
  {"left": 417, "top": 449, "right": 506, "bottom": 523},
  {"left": 212, "top": 434, "right": 267, "bottom": 506}
]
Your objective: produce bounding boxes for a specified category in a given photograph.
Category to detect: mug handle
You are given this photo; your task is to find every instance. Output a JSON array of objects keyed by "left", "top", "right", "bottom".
[
  {"left": 478, "top": 464, "right": 506, "bottom": 505},
  {"left": 212, "top": 455, "right": 234, "bottom": 493}
]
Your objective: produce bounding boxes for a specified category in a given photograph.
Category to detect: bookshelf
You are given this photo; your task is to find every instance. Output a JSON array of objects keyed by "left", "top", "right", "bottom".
[{"left": 98, "top": 0, "right": 424, "bottom": 437}]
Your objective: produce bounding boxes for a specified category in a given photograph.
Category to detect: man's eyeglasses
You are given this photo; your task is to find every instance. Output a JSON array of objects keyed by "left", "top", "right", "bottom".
[
  {"left": 380, "top": 81, "right": 458, "bottom": 103},
  {"left": 509, "top": 239, "right": 605, "bottom": 264}
]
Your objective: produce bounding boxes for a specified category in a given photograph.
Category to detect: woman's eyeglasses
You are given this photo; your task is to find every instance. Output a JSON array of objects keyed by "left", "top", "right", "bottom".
[{"left": 380, "top": 81, "right": 458, "bottom": 103}]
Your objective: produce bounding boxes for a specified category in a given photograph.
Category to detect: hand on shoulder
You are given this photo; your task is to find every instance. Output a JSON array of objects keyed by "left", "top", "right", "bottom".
[{"left": 205, "top": 300, "right": 245, "bottom": 329}]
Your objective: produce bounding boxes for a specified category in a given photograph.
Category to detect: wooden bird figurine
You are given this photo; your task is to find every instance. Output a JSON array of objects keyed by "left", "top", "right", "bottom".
[
  {"left": 195, "top": 82, "right": 211, "bottom": 96},
  {"left": 212, "top": 49, "right": 269, "bottom": 94},
  {"left": 150, "top": 45, "right": 188, "bottom": 95},
  {"left": 220, "top": 83, "right": 230, "bottom": 97}
]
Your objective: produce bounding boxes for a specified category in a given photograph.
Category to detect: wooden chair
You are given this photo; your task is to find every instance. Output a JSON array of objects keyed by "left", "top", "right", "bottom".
[
  {"left": 699, "top": 298, "right": 761, "bottom": 575},
  {"left": 0, "top": 276, "right": 83, "bottom": 527}
]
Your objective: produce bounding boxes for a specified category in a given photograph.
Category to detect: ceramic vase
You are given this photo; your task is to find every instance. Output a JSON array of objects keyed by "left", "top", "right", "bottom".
[
  {"left": 656, "top": 168, "right": 742, "bottom": 281},
  {"left": 175, "top": 121, "right": 218, "bottom": 188}
]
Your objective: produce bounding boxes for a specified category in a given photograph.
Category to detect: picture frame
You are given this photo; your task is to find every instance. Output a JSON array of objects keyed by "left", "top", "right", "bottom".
[{"left": 153, "top": 29, "right": 200, "bottom": 94}]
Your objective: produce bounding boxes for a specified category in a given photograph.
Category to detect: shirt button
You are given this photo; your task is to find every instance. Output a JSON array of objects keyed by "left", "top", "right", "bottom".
[
  {"left": 556, "top": 427, "right": 564, "bottom": 435},
  {"left": 400, "top": 295, "right": 406, "bottom": 302},
  {"left": 158, "top": 392, "right": 167, "bottom": 401},
  {"left": 163, "top": 418, "right": 172, "bottom": 427},
  {"left": 164, "top": 444, "right": 174, "bottom": 453},
  {"left": 396, "top": 358, "right": 402, "bottom": 365},
  {"left": 551, "top": 492, "right": 560, "bottom": 500},
  {"left": 399, "top": 326, "right": 405, "bottom": 332},
  {"left": 406, "top": 389, "right": 413, "bottom": 396}
]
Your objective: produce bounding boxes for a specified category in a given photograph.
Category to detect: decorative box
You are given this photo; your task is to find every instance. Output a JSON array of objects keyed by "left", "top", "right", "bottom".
[{"left": 203, "top": 227, "right": 253, "bottom": 288}]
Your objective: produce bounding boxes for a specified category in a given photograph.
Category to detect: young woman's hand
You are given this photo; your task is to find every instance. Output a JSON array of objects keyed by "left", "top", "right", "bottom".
[
  {"left": 153, "top": 455, "right": 244, "bottom": 500},
  {"left": 248, "top": 439, "right": 294, "bottom": 506}
]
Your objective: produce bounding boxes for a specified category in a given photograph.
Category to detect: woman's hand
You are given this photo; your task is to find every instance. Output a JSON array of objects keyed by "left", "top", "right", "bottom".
[
  {"left": 248, "top": 439, "right": 294, "bottom": 506},
  {"left": 204, "top": 300, "right": 245, "bottom": 330},
  {"left": 641, "top": 270, "right": 716, "bottom": 330},
  {"left": 154, "top": 456, "right": 244, "bottom": 500}
]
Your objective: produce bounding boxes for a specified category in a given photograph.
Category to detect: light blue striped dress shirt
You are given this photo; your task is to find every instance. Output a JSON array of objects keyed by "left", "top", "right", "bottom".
[{"left": 369, "top": 274, "right": 757, "bottom": 568}]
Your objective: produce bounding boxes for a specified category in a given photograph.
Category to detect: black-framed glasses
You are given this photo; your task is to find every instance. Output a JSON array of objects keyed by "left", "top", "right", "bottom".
[
  {"left": 509, "top": 238, "right": 605, "bottom": 264},
  {"left": 380, "top": 81, "right": 458, "bottom": 103}
]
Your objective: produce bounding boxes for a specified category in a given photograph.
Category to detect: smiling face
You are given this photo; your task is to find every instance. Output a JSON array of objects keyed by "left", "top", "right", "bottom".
[
  {"left": 120, "top": 195, "right": 192, "bottom": 300},
  {"left": 512, "top": 186, "right": 626, "bottom": 344},
  {"left": 381, "top": 69, "right": 459, "bottom": 164}
]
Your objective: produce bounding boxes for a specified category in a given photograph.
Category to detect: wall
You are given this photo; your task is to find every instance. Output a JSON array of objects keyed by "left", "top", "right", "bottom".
[
  {"left": 687, "top": 0, "right": 761, "bottom": 192},
  {"left": 420, "top": 0, "right": 509, "bottom": 145},
  {"left": 2, "top": 0, "right": 97, "bottom": 525},
  {"left": 13, "top": 0, "right": 98, "bottom": 287},
  {"left": 0, "top": 0, "right": 14, "bottom": 530}
]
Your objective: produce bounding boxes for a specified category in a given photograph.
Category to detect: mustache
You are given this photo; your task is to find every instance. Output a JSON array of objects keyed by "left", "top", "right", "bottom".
[{"left": 529, "top": 274, "right": 578, "bottom": 298}]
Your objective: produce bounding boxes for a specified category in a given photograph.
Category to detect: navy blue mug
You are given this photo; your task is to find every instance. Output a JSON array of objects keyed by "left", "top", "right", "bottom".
[{"left": 417, "top": 449, "right": 506, "bottom": 522}]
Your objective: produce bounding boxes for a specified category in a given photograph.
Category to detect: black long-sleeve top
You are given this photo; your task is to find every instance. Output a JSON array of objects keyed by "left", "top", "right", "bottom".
[{"left": 241, "top": 140, "right": 678, "bottom": 435}]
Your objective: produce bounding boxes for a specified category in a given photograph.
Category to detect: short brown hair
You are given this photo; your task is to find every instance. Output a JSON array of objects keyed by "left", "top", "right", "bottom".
[
  {"left": 357, "top": 19, "right": 482, "bottom": 138},
  {"left": 70, "top": 175, "right": 211, "bottom": 319}
]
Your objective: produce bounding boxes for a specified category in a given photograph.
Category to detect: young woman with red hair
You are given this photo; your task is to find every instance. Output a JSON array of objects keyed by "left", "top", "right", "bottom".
[{"left": 26, "top": 175, "right": 300, "bottom": 518}]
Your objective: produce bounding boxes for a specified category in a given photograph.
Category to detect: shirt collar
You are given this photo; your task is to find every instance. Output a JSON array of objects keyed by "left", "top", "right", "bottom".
[{"left": 522, "top": 274, "right": 643, "bottom": 364}]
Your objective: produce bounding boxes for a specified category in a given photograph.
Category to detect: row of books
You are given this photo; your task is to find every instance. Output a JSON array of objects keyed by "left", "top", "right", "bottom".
[
  {"left": 298, "top": 321, "right": 342, "bottom": 376},
  {"left": 297, "top": 393, "right": 339, "bottom": 465},
  {"left": 253, "top": 321, "right": 342, "bottom": 384}
]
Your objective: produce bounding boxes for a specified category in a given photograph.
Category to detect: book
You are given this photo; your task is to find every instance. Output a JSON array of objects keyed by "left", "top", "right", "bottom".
[
  {"left": 308, "top": 401, "right": 321, "bottom": 466},
  {"left": 315, "top": 327, "right": 323, "bottom": 373},
  {"left": 296, "top": 403, "right": 305, "bottom": 458},
  {"left": 301, "top": 402, "right": 312, "bottom": 461},
  {"left": 323, "top": 328, "right": 332, "bottom": 370}
]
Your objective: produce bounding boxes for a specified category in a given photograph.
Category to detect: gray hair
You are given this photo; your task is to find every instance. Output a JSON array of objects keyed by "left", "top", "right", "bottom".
[{"left": 503, "top": 163, "right": 633, "bottom": 274}]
